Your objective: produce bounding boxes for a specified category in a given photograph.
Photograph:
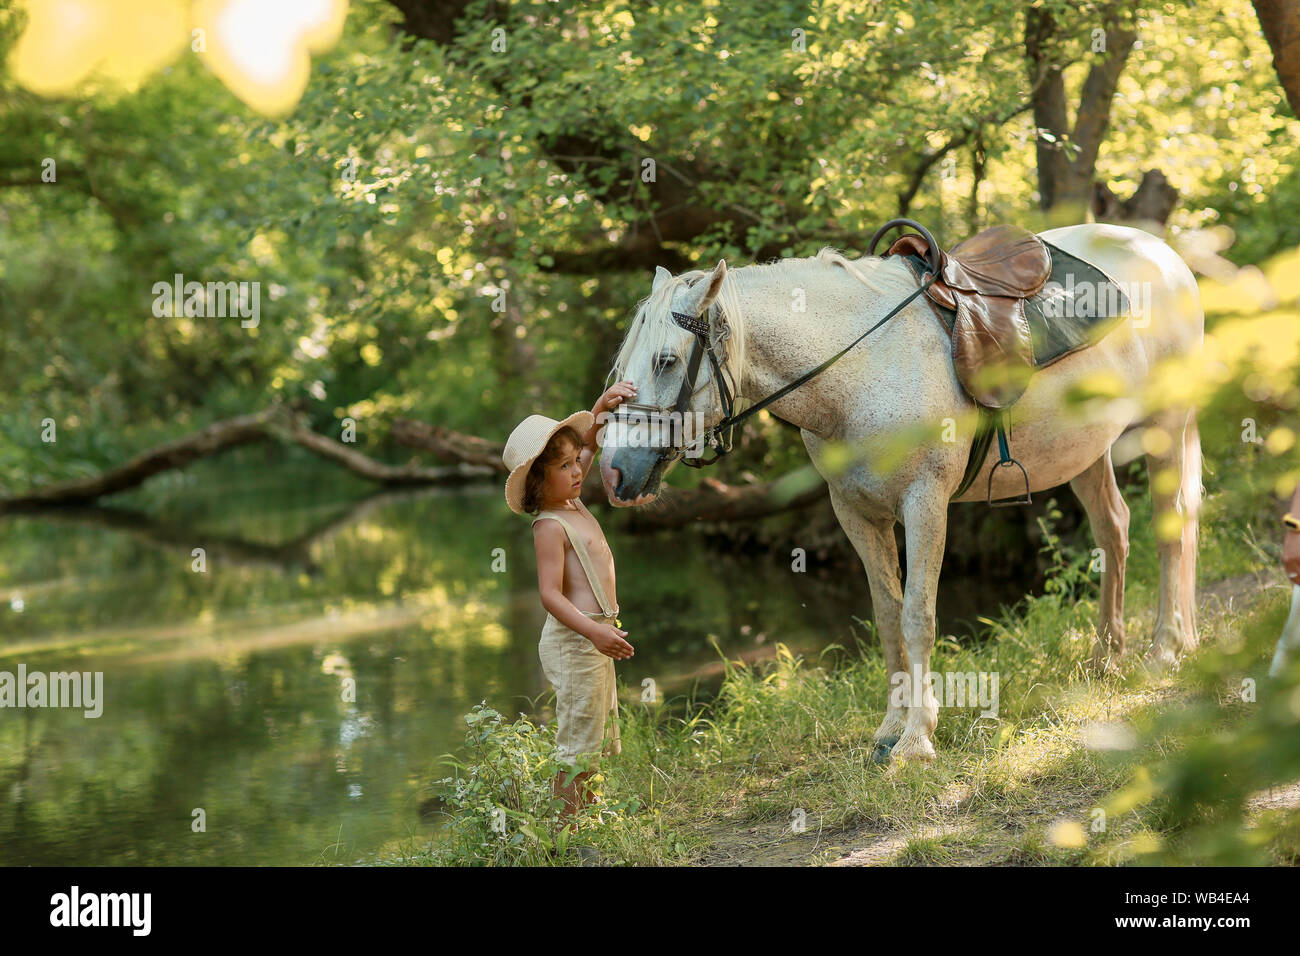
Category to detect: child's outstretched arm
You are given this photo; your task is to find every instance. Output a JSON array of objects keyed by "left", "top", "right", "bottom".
[
  {"left": 534, "top": 520, "right": 634, "bottom": 659},
  {"left": 578, "top": 380, "right": 638, "bottom": 479}
]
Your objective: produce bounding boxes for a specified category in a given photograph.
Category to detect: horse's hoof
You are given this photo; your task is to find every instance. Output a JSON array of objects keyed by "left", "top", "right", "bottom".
[
  {"left": 890, "top": 735, "right": 937, "bottom": 763},
  {"left": 870, "top": 736, "right": 898, "bottom": 764},
  {"left": 1090, "top": 656, "right": 1123, "bottom": 679},
  {"left": 1144, "top": 647, "right": 1179, "bottom": 673}
]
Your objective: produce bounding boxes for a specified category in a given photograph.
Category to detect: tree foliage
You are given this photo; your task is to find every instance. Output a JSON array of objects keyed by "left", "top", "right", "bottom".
[{"left": 0, "top": 0, "right": 1295, "bottom": 490}]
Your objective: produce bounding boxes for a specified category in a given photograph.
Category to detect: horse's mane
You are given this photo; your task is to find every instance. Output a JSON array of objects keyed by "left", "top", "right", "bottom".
[
  {"left": 606, "top": 247, "right": 917, "bottom": 400},
  {"left": 812, "top": 246, "right": 915, "bottom": 297},
  {"left": 606, "top": 268, "right": 748, "bottom": 404}
]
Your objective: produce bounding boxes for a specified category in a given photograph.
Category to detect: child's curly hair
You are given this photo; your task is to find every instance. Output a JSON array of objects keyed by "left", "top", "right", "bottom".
[{"left": 522, "top": 426, "right": 584, "bottom": 515}]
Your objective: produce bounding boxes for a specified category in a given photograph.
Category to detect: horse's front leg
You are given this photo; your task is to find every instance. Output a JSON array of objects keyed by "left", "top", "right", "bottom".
[
  {"left": 891, "top": 482, "right": 950, "bottom": 763},
  {"left": 827, "top": 488, "right": 907, "bottom": 761}
]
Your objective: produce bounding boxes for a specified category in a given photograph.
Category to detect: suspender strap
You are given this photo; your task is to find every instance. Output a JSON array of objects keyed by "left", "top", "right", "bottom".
[{"left": 532, "top": 510, "right": 618, "bottom": 618}]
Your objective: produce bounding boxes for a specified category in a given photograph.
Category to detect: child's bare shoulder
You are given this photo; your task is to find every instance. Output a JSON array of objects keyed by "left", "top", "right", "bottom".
[{"left": 532, "top": 516, "right": 568, "bottom": 549}]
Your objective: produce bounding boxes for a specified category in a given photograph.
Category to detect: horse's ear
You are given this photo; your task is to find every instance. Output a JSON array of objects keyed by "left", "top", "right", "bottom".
[
  {"left": 684, "top": 259, "right": 727, "bottom": 316},
  {"left": 652, "top": 265, "right": 672, "bottom": 294}
]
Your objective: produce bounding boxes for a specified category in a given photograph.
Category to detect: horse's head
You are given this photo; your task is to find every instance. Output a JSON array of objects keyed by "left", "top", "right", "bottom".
[{"left": 600, "top": 259, "right": 740, "bottom": 506}]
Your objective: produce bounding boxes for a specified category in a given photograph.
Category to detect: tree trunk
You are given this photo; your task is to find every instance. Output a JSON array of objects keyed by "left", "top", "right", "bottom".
[
  {"left": 1091, "top": 169, "right": 1179, "bottom": 233},
  {"left": 1025, "top": 6, "right": 1138, "bottom": 218},
  {"left": 1254, "top": 0, "right": 1300, "bottom": 115},
  {"left": 616, "top": 474, "right": 828, "bottom": 530},
  {"left": 391, "top": 417, "right": 508, "bottom": 470}
]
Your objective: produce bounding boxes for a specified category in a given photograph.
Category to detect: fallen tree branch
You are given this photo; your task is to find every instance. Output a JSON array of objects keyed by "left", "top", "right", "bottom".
[
  {"left": 3, "top": 406, "right": 827, "bottom": 527},
  {"left": 1, "top": 405, "right": 494, "bottom": 510},
  {"left": 391, "top": 418, "right": 509, "bottom": 471},
  {"left": 4, "top": 408, "right": 282, "bottom": 509},
  {"left": 274, "top": 412, "right": 493, "bottom": 485},
  {"left": 614, "top": 473, "right": 829, "bottom": 529},
  {"left": 391, "top": 415, "right": 828, "bottom": 524}
]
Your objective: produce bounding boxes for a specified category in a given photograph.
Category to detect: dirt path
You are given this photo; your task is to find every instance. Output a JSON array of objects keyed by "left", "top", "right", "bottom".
[{"left": 695, "top": 571, "right": 1294, "bottom": 866}]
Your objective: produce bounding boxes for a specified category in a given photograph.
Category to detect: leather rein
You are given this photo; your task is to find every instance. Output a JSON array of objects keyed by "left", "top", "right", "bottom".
[{"left": 610, "top": 220, "right": 941, "bottom": 469}]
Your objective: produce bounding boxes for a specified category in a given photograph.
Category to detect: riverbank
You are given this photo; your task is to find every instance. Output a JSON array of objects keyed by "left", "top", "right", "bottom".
[{"left": 382, "top": 501, "right": 1299, "bottom": 866}]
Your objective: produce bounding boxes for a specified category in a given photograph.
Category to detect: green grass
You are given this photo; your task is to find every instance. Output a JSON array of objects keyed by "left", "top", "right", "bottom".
[{"left": 388, "top": 484, "right": 1295, "bottom": 865}]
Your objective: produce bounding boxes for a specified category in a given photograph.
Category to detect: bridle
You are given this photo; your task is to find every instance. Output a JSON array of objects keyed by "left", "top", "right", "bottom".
[
  {"left": 609, "top": 302, "right": 740, "bottom": 468},
  {"left": 607, "top": 220, "right": 941, "bottom": 470}
]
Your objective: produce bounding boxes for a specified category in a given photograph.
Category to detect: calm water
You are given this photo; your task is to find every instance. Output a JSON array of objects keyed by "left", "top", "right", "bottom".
[{"left": 0, "top": 446, "right": 1022, "bottom": 865}]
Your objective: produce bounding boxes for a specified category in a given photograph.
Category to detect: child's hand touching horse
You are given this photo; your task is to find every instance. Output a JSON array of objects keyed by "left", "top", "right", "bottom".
[
  {"left": 586, "top": 380, "right": 656, "bottom": 507},
  {"left": 577, "top": 381, "right": 637, "bottom": 459},
  {"left": 597, "top": 380, "right": 638, "bottom": 416}
]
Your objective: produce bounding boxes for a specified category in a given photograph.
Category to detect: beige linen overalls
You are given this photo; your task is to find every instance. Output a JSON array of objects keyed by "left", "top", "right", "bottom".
[{"left": 532, "top": 502, "right": 622, "bottom": 765}]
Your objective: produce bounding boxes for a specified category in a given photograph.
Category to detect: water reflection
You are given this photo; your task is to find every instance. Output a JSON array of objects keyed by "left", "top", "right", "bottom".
[{"left": 0, "top": 447, "right": 1025, "bottom": 865}]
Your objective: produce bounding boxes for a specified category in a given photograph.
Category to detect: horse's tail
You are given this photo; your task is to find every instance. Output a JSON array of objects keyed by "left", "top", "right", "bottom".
[{"left": 1180, "top": 408, "right": 1202, "bottom": 645}]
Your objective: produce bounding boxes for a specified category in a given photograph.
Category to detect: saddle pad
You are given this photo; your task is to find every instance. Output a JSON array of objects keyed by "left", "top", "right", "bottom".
[
  {"left": 1024, "top": 241, "right": 1131, "bottom": 365},
  {"left": 902, "top": 240, "right": 1130, "bottom": 369}
]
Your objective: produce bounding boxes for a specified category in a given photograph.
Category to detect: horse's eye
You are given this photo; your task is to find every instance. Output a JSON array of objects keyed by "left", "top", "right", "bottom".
[{"left": 654, "top": 354, "right": 677, "bottom": 374}]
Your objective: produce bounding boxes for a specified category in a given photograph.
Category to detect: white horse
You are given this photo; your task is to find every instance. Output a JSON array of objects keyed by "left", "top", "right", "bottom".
[{"left": 598, "top": 223, "right": 1204, "bottom": 763}]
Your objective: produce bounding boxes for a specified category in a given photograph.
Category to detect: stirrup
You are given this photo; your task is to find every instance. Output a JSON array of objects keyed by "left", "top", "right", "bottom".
[
  {"left": 987, "top": 458, "right": 1032, "bottom": 506},
  {"left": 986, "top": 412, "right": 1031, "bottom": 506}
]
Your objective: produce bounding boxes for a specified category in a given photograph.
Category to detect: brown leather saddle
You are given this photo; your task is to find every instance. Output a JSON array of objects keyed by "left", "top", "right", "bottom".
[
  {"left": 869, "top": 220, "right": 1053, "bottom": 505},
  {"left": 878, "top": 223, "right": 1051, "bottom": 409}
]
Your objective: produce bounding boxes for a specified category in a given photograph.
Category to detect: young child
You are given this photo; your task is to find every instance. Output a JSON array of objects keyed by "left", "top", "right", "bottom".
[{"left": 501, "top": 381, "right": 643, "bottom": 821}]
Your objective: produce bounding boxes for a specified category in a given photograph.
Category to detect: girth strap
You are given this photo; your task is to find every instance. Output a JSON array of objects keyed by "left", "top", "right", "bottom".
[{"left": 951, "top": 409, "right": 1032, "bottom": 505}]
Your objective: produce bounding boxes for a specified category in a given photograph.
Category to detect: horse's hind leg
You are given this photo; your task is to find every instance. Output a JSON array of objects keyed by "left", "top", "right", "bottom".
[
  {"left": 1179, "top": 413, "right": 1201, "bottom": 648},
  {"left": 1145, "top": 408, "right": 1201, "bottom": 667},
  {"left": 827, "top": 489, "right": 908, "bottom": 759},
  {"left": 1069, "top": 447, "right": 1131, "bottom": 675}
]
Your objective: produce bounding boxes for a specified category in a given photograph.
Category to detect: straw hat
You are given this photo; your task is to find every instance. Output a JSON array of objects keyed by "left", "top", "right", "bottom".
[{"left": 502, "top": 411, "right": 595, "bottom": 514}]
